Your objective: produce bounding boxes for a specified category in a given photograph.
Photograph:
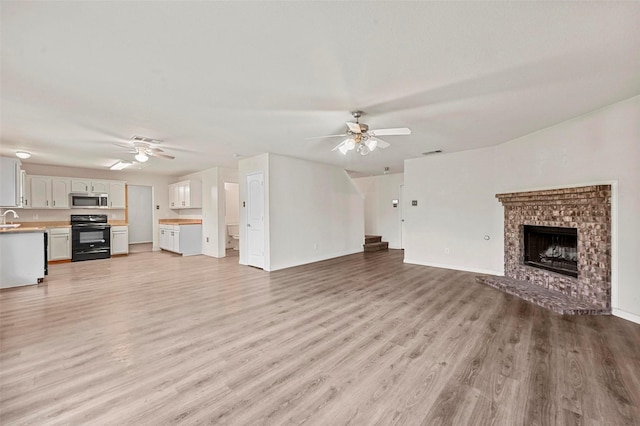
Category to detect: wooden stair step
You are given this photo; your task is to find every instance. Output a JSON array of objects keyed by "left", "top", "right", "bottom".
[
  {"left": 363, "top": 241, "right": 389, "bottom": 252},
  {"left": 364, "top": 235, "right": 382, "bottom": 244}
]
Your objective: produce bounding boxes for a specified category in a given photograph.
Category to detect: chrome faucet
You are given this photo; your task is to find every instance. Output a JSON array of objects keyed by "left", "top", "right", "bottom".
[{"left": 1, "top": 210, "right": 19, "bottom": 225}]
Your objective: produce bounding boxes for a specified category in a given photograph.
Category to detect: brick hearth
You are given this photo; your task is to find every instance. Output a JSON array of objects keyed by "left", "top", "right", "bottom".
[{"left": 477, "top": 185, "right": 611, "bottom": 315}]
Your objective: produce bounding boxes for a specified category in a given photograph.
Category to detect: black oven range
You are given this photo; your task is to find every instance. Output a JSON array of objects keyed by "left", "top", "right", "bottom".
[{"left": 71, "top": 214, "right": 111, "bottom": 262}]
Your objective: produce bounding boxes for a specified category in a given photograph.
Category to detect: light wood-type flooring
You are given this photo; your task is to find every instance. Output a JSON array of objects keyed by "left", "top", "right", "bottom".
[{"left": 1, "top": 249, "right": 639, "bottom": 425}]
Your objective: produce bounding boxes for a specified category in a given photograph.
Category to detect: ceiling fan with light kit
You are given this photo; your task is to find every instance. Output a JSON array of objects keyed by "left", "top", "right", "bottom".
[
  {"left": 312, "top": 111, "right": 411, "bottom": 156},
  {"left": 113, "top": 135, "right": 175, "bottom": 163}
]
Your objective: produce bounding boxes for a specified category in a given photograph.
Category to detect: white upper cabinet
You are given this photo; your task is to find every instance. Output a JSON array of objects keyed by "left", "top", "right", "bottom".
[
  {"left": 0, "top": 157, "right": 21, "bottom": 207},
  {"left": 91, "top": 180, "right": 109, "bottom": 194},
  {"left": 169, "top": 180, "right": 202, "bottom": 209},
  {"left": 109, "top": 182, "right": 126, "bottom": 209},
  {"left": 20, "top": 170, "right": 29, "bottom": 208},
  {"left": 30, "top": 176, "right": 70, "bottom": 209},
  {"left": 51, "top": 178, "right": 70, "bottom": 208},
  {"left": 30, "top": 176, "right": 51, "bottom": 208},
  {"left": 26, "top": 175, "right": 125, "bottom": 209},
  {"left": 71, "top": 179, "right": 110, "bottom": 194},
  {"left": 71, "top": 179, "right": 91, "bottom": 193}
]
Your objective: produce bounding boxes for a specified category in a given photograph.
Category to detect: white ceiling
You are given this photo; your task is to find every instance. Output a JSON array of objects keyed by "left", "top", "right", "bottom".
[{"left": 2, "top": 1, "right": 639, "bottom": 177}]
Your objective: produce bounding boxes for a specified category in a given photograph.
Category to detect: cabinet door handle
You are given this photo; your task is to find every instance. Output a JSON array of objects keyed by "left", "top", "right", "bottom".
[
  {"left": 46, "top": 200, "right": 49, "bottom": 206},
  {"left": 53, "top": 200, "right": 56, "bottom": 206}
]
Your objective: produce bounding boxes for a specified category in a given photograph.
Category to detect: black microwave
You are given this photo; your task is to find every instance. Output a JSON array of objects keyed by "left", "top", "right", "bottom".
[{"left": 70, "top": 193, "right": 109, "bottom": 209}]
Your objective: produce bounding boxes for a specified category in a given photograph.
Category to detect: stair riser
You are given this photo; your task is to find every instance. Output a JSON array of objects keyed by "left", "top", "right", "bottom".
[{"left": 363, "top": 242, "right": 389, "bottom": 252}]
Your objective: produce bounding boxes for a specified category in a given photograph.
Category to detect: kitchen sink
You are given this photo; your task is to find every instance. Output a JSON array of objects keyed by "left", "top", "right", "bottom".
[{"left": 0, "top": 224, "right": 21, "bottom": 229}]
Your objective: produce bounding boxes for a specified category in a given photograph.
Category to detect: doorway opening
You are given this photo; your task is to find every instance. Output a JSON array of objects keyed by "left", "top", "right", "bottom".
[
  {"left": 225, "top": 182, "right": 240, "bottom": 257},
  {"left": 127, "top": 185, "right": 153, "bottom": 253}
]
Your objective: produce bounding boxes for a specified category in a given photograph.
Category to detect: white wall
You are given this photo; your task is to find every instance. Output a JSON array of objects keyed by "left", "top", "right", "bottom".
[
  {"left": 352, "top": 173, "right": 404, "bottom": 249},
  {"left": 19, "top": 163, "right": 177, "bottom": 250},
  {"left": 404, "top": 148, "right": 501, "bottom": 275},
  {"left": 268, "top": 154, "right": 364, "bottom": 271},
  {"left": 404, "top": 95, "right": 640, "bottom": 322}
]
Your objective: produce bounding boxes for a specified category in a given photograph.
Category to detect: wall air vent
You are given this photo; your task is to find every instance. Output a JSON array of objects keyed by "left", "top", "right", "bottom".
[{"left": 422, "top": 149, "right": 442, "bottom": 156}]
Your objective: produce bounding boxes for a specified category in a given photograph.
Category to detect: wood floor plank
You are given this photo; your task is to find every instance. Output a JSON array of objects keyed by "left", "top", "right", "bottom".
[{"left": 1, "top": 249, "right": 640, "bottom": 425}]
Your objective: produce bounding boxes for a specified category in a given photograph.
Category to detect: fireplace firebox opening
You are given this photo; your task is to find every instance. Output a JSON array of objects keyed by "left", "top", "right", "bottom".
[{"left": 523, "top": 225, "right": 578, "bottom": 278}]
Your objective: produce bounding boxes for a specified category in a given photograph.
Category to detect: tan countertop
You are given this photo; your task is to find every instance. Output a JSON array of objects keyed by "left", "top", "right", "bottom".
[
  {"left": 159, "top": 219, "right": 202, "bottom": 225},
  {"left": 0, "top": 226, "right": 46, "bottom": 234},
  {"left": 15, "top": 220, "right": 127, "bottom": 227},
  {"left": 17, "top": 221, "right": 71, "bottom": 228}
]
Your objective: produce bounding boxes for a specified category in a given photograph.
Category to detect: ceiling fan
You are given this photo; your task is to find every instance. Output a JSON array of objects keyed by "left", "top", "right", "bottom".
[
  {"left": 113, "top": 138, "right": 175, "bottom": 163},
  {"left": 313, "top": 111, "right": 411, "bottom": 156}
]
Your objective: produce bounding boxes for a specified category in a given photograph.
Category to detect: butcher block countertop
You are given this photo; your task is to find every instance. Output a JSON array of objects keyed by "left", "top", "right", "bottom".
[
  {"left": 0, "top": 226, "right": 46, "bottom": 234},
  {"left": 159, "top": 219, "right": 202, "bottom": 225},
  {"left": 17, "top": 221, "right": 71, "bottom": 228},
  {"left": 15, "top": 220, "right": 128, "bottom": 228}
]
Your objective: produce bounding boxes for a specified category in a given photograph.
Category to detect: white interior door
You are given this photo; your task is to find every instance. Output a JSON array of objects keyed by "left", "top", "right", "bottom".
[{"left": 246, "top": 172, "right": 265, "bottom": 268}]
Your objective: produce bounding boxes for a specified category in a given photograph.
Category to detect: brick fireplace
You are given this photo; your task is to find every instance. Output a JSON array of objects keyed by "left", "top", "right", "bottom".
[{"left": 477, "top": 185, "right": 611, "bottom": 315}]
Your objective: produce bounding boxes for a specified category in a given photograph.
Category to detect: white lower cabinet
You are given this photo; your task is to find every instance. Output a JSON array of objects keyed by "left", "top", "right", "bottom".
[
  {"left": 48, "top": 227, "right": 71, "bottom": 261},
  {"left": 111, "top": 226, "right": 129, "bottom": 255},
  {"left": 159, "top": 224, "right": 201, "bottom": 256}
]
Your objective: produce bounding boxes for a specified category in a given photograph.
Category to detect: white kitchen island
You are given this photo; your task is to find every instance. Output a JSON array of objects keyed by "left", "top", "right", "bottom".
[{"left": 0, "top": 227, "right": 46, "bottom": 289}]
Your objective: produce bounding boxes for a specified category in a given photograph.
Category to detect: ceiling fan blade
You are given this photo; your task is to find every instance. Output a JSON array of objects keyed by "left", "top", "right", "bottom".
[
  {"left": 305, "top": 134, "right": 348, "bottom": 140},
  {"left": 331, "top": 141, "right": 346, "bottom": 151},
  {"left": 346, "top": 122, "right": 362, "bottom": 133},
  {"left": 373, "top": 137, "right": 390, "bottom": 149},
  {"left": 148, "top": 152, "right": 175, "bottom": 159},
  {"left": 147, "top": 147, "right": 164, "bottom": 153},
  {"left": 368, "top": 127, "right": 411, "bottom": 136}
]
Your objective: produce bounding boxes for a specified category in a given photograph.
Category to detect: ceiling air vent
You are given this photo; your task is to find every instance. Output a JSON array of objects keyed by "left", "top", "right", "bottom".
[
  {"left": 131, "top": 135, "right": 163, "bottom": 144},
  {"left": 422, "top": 149, "right": 442, "bottom": 156}
]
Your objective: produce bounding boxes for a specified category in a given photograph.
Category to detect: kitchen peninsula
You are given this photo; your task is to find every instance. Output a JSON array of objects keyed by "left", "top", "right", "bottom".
[
  {"left": 0, "top": 226, "right": 46, "bottom": 289},
  {"left": 158, "top": 219, "right": 202, "bottom": 255}
]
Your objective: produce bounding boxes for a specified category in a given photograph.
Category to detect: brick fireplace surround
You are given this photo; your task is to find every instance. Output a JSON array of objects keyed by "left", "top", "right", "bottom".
[{"left": 477, "top": 185, "right": 611, "bottom": 315}]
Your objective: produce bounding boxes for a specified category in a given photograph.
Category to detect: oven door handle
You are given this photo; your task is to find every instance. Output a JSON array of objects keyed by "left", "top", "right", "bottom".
[{"left": 73, "top": 225, "right": 111, "bottom": 230}]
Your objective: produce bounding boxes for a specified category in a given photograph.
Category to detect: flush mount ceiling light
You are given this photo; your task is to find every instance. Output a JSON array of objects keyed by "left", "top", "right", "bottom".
[
  {"left": 16, "top": 151, "right": 31, "bottom": 159},
  {"left": 110, "top": 161, "right": 133, "bottom": 170}
]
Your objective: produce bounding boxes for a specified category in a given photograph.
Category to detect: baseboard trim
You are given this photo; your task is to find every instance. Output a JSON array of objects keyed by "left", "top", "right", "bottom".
[
  {"left": 403, "top": 258, "right": 503, "bottom": 276},
  {"left": 612, "top": 308, "right": 640, "bottom": 325},
  {"left": 269, "top": 248, "right": 363, "bottom": 271}
]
